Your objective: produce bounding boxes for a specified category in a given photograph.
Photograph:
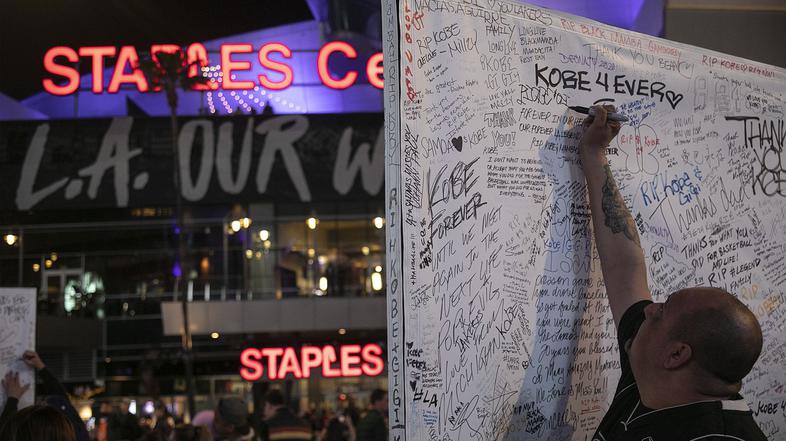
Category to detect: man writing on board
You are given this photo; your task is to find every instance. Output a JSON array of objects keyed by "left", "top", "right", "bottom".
[{"left": 578, "top": 105, "right": 767, "bottom": 440}]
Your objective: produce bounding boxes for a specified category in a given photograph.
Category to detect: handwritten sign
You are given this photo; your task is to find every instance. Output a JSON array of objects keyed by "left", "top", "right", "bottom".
[
  {"left": 383, "top": 0, "right": 786, "bottom": 439},
  {"left": 0, "top": 288, "right": 36, "bottom": 412}
]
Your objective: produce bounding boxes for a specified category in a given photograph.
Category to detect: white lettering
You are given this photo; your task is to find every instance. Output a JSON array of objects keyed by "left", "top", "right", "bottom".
[
  {"left": 333, "top": 126, "right": 384, "bottom": 195},
  {"left": 255, "top": 115, "right": 311, "bottom": 202},
  {"left": 15, "top": 124, "right": 68, "bottom": 210},
  {"left": 178, "top": 119, "right": 215, "bottom": 201}
]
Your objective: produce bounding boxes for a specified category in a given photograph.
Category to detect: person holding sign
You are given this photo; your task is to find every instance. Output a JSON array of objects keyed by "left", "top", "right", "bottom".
[
  {"left": 0, "top": 351, "right": 88, "bottom": 441},
  {"left": 578, "top": 105, "right": 767, "bottom": 440},
  {"left": 0, "top": 371, "right": 30, "bottom": 424}
]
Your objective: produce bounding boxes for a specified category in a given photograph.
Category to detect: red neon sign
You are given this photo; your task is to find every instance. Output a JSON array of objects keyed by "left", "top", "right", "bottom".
[
  {"left": 42, "top": 42, "right": 383, "bottom": 96},
  {"left": 317, "top": 41, "right": 358, "bottom": 90},
  {"left": 43, "top": 47, "right": 79, "bottom": 95},
  {"left": 258, "top": 43, "right": 293, "bottom": 90},
  {"left": 239, "top": 343, "right": 384, "bottom": 381},
  {"left": 108, "top": 46, "right": 148, "bottom": 93},
  {"left": 78, "top": 46, "right": 116, "bottom": 93}
]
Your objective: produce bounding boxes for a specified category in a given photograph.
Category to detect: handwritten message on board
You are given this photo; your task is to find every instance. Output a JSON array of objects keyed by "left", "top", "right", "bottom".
[
  {"left": 0, "top": 288, "right": 36, "bottom": 412},
  {"left": 382, "top": 1, "right": 786, "bottom": 440}
]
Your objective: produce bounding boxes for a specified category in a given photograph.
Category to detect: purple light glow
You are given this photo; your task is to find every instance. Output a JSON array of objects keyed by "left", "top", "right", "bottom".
[{"left": 143, "top": 401, "right": 155, "bottom": 415}]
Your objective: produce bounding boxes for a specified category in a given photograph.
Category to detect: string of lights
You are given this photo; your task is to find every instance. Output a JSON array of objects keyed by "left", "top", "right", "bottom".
[{"left": 203, "top": 65, "right": 304, "bottom": 115}]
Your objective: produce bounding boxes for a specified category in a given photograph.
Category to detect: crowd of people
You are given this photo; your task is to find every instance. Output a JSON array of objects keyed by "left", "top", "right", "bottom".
[{"left": 0, "top": 350, "right": 389, "bottom": 441}]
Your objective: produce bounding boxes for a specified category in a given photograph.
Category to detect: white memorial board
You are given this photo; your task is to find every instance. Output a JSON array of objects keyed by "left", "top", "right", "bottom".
[{"left": 383, "top": 1, "right": 786, "bottom": 440}]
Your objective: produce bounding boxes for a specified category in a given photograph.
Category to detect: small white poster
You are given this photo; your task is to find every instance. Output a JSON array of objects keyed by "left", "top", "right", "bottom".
[{"left": 0, "top": 288, "right": 37, "bottom": 412}]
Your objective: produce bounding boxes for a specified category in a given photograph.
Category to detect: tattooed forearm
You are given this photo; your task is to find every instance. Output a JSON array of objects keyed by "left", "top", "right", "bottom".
[{"left": 600, "top": 164, "right": 641, "bottom": 245}]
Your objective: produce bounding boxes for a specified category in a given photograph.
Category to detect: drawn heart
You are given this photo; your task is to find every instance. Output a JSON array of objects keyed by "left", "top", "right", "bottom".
[
  {"left": 665, "top": 91, "right": 684, "bottom": 110},
  {"left": 406, "top": 341, "right": 413, "bottom": 349},
  {"left": 451, "top": 137, "right": 463, "bottom": 152},
  {"left": 410, "top": 380, "right": 417, "bottom": 391}
]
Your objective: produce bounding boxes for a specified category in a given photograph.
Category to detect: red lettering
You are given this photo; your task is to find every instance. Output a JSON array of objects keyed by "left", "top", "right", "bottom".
[
  {"left": 186, "top": 43, "right": 214, "bottom": 90},
  {"left": 361, "top": 343, "right": 384, "bottom": 376},
  {"left": 42, "top": 46, "right": 80, "bottom": 96},
  {"left": 278, "top": 347, "right": 303, "bottom": 379},
  {"left": 560, "top": 18, "right": 576, "bottom": 31},
  {"left": 108, "top": 46, "right": 148, "bottom": 93},
  {"left": 79, "top": 46, "right": 117, "bottom": 93},
  {"left": 258, "top": 43, "right": 293, "bottom": 90},
  {"left": 322, "top": 346, "right": 342, "bottom": 377},
  {"left": 366, "top": 52, "right": 384, "bottom": 89},
  {"left": 43, "top": 42, "right": 383, "bottom": 95},
  {"left": 301, "top": 346, "right": 323, "bottom": 378},
  {"left": 317, "top": 41, "right": 358, "bottom": 90},
  {"left": 241, "top": 344, "right": 384, "bottom": 381},
  {"left": 239, "top": 348, "right": 263, "bottom": 381},
  {"left": 220, "top": 43, "right": 255, "bottom": 90},
  {"left": 340, "top": 345, "right": 363, "bottom": 376},
  {"left": 261, "top": 347, "right": 284, "bottom": 380}
]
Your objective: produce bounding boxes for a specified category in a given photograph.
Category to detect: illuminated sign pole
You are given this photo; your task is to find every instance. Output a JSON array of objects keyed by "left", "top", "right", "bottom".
[
  {"left": 42, "top": 42, "right": 385, "bottom": 96},
  {"left": 240, "top": 343, "right": 385, "bottom": 381}
]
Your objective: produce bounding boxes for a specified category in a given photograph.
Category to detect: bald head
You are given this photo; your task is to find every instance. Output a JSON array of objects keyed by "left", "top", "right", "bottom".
[{"left": 668, "top": 287, "right": 763, "bottom": 385}]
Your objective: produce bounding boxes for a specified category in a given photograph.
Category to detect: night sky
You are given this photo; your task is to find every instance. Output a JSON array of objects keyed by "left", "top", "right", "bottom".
[{"left": 0, "top": 0, "right": 313, "bottom": 100}]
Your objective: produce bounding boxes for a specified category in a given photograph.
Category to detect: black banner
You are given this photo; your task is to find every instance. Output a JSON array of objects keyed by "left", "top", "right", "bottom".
[{"left": 0, "top": 114, "right": 384, "bottom": 211}]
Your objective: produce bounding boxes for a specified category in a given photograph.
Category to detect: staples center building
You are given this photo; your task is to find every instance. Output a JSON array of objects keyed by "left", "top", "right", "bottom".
[{"left": 0, "top": 1, "right": 389, "bottom": 418}]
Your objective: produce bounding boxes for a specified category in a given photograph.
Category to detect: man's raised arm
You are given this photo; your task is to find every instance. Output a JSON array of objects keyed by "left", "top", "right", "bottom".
[{"left": 579, "top": 105, "right": 651, "bottom": 327}]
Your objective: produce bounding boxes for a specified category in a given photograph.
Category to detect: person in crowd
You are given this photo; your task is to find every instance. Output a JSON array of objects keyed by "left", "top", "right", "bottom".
[
  {"left": 314, "top": 407, "right": 331, "bottom": 434},
  {"left": 192, "top": 409, "right": 220, "bottom": 439},
  {"left": 139, "top": 427, "right": 166, "bottom": 441},
  {"left": 214, "top": 397, "right": 257, "bottom": 441},
  {"left": 341, "top": 396, "right": 359, "bottom": 427},
  {"left": 318, "top": 413, "right": 355, "bottom": 441},
  {"left": 0, "top": 351, "right": 89, "bottom": 441},
  {"left": 0, "top": 405, "right": 77, "bottom": 441},
  {"left": 96, "top": 400, "right": 114, "bottom": 419},
  {"left": 107, "top": 400, "right": 143, "bottom": 441},
  {"left": 578, "top": 105, "right": 767, "bottom": 440},
  {"left": 355, "top": 390, "right": 386, "bottom": 441},
  {"left": 298, "top": 403, "right": 319, "bottom": 435},
  {"left": 172, "top": 423, "right": 214, "bottom": 441},
  {"left": 137, "top": 401, "right": 176, "bottom": 441},
  {"left": 261, "top": 389, "right": 312, "bottom": 441}
]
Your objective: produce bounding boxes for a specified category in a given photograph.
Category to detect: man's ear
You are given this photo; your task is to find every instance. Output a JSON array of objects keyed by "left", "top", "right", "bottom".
[{"left": 663, "top": 342, "right": 692, "bottom": 369}]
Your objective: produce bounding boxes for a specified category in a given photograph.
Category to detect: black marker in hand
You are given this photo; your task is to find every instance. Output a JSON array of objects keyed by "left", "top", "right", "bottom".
[{"left": 569, "top": 105, "right": 629, "bottom": 122}]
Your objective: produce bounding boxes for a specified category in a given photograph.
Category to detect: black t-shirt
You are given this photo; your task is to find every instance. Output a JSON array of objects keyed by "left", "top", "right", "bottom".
[{"left": 592, "top": 300, "right": 768, "bottom": 441}]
